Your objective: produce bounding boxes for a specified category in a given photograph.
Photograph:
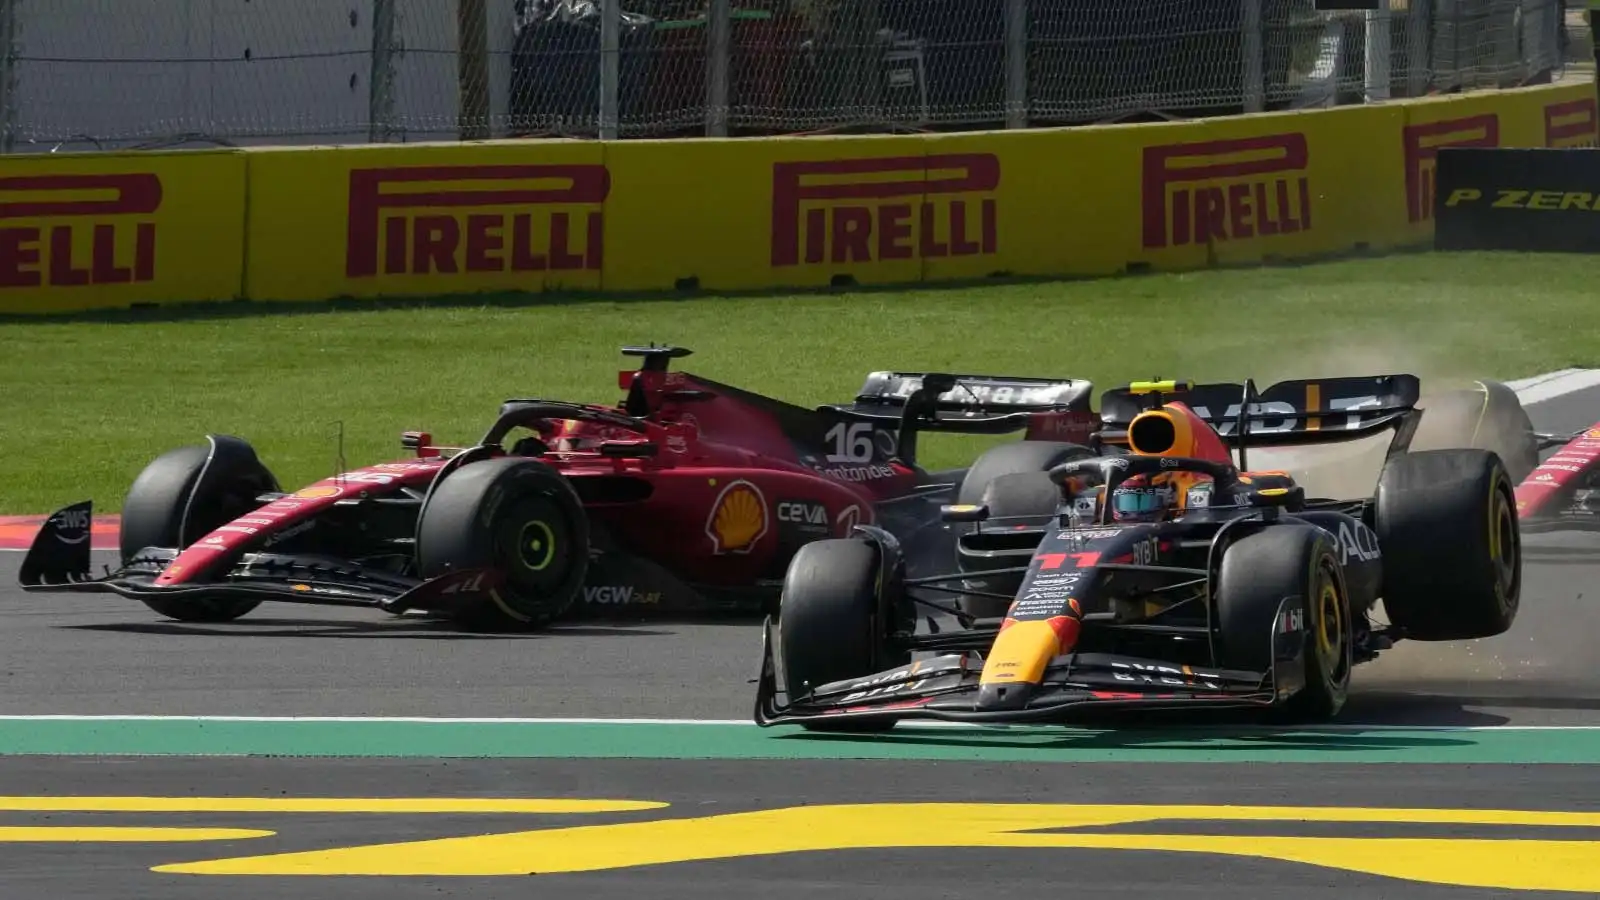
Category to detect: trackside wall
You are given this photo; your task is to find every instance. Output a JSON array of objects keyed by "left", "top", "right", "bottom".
[{"left": 0, "top": 82, "right": 1593, "bottom": 315}]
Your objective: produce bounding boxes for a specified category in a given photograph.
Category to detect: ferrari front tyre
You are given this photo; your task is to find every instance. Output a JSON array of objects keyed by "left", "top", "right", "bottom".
[
  {"left": 416, "top": 457, "right": 590, "bottom": 631},
  {"left": 1374, "top": 449, "right": 1522, "bottom": 641},
  {"left": 120, "top": 437, "right": 279, "bottom": 623},
  {"left": 1215, "top": 525, "right": 1352, "bottom": 722},
  {"left": 777, "top": 538, "right": 909, "bottom": 733}
]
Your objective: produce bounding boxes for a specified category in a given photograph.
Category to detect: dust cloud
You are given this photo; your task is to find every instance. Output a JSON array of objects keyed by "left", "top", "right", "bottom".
[{"left": 1215, "top": 336, "right": 1527, "bottom": 498}]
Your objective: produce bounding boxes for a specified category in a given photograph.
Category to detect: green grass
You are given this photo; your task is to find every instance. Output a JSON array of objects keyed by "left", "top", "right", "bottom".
[{"left": 4, "top": 250, "right": 1599, "bottom": 515}]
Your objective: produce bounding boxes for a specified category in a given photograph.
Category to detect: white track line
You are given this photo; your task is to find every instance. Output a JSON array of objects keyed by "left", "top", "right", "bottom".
[
  {"left": 1502, "top": 369, "right": 1600, "bottom": 407},
  {"left": 1501, "top": 369, "right": 1587, "bottom": 393},
  {"left": 0, "top": 714, "right": 1596, "bottom": 732}
]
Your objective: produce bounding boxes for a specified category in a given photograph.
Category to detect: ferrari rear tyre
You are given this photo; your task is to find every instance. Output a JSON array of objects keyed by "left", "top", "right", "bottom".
[
  {"left": 1215, "top": 525, "right": 1351, "bottom": 722},
  {"left": 416, "top": 457, "right": 590, "bottom": 631},
  {"left": 778, "top": 538, "right": 909, "bottom": 733},
  {"left": 120, "top": 436, "right": 278, "bottom": 623},
  {"left": 1375, "top": 449, "right": 1521, "bottom": 641}
]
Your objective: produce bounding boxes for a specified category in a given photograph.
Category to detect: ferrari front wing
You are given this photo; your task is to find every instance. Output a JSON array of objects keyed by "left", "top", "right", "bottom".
[{"left": 18, "top": 514, "right": 500, "bottom": 617}]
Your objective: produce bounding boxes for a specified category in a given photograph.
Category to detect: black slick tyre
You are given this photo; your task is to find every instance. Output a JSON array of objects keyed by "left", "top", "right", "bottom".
[
  {"left": 120, "top": 438, "right": 278, "bottom": 623},
  {"left": 1417, "top": 382, "right": 1539, "bottom": 483},
  {"left": 416, "top": 457, "right": 590, "bottom": 631},
  {"left": 1215, "top": 525, "right": 1352, "bottom": 722},
  {"left": 1374, "top": 449, "right": 1521, "bottom": 641},
  {"left": 777, "top": 538, "right": 909, "bottom": 733},
  {"left": 955, "top": 441, "right": 1096, "bottom": 507}
]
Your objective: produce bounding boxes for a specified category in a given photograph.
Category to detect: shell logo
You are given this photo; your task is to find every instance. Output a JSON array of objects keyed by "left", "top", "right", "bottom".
[
  {"left": 1587, "top": 428, "right": 1600, "bottom": 440},
  {"left": 706, "top": 480, "right": 769, "bottom": 554},
  {"left": 292, "top": 486, "right": 341, "bottom": 500}
]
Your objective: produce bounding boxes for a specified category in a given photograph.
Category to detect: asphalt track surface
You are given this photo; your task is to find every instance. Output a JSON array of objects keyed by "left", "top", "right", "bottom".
[{"left": 4, "top": 383, "right": 1600, "bottom": 897}]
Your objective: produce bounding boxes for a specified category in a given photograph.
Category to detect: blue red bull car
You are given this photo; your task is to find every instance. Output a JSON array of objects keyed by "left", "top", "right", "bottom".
[
  {"left": 755, "top": 375, "right": 1523, "bottom": 728},
  {"left": 17, "top": 346, "right": 1105, "bottom": 630}
]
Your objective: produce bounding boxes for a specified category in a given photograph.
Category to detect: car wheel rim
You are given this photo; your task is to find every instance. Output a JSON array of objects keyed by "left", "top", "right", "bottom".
[
  {"left": 500, "top": 493, "right": 573, "bottom": 597},
  {"left": 518, "top": 520, "right": 557, "bottom": 572},
  {"left": 1316, "top": 570, "right": 1349, "bottom": 687},
  {"left": 1488, "top": 480, "right": 1519, "bottom": 610}
]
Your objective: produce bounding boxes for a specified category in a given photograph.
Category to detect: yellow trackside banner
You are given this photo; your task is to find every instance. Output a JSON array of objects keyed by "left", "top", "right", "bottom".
[
  {"left": 244, "top": 140, "right": 606, "bottom": 303},
  {"left": 605, "top": 133, "right": 944, "bottom": 292},
  {"left": 924, "top": 102, "right": 1409, "bottom": 280},
  {"left": 1391, "top": 82, "right": 1597, "bottom": 244},
  {"left": 0, "top": 79, "right": 1589, "bottom": 315},
  {"left": 0, "top": 150, "right": 246, "bottom": 314},
  {"left": 600, "top": 81, "right": 1593, "bottom": 291},
  {"left": 604, "top": 101, "right": 1406, "bottom": 286}
]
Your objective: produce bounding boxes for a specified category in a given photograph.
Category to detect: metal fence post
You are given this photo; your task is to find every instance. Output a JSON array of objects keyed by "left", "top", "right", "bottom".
[
  {"left": 0, "top": 0, "right": 17, "bottom": 154},
  {"left": 1004, "top": 0, "right": 1027, "bottom": 128},
  {"left": 369, "top": 0, "right": 397, "bottom": 143},
  {"left": 1406, "top": 0, "right": 1431, "bottom": 96},
  {"left": 1591, "top": 0, "right": 1600, "bottom": 125},
  {"left": 1242, "top": 0, "right": 1264, "bottom": 113},
  {"left": 1366, "top": 0, "right": 1392, "bottom": 101},
  {"left": 600, "top": 0, "right": 620, "bottom": 140},
  {"left": 706, "top": 0, "right": 730, "bottom": 137},
  {"left": 458, "top": 0, "right": 491, "bottom": 140}
]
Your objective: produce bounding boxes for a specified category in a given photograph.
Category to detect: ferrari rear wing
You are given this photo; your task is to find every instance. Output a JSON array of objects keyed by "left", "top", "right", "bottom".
[
  {"left": 1099, "top": 375, "right": 1423, "bottom": 457},
  {"left": 846, "top": 371, "right": 1096, "bottom": 418},
  {"left": 822, "top": 371, "right": 1101, "bottom": 465}
]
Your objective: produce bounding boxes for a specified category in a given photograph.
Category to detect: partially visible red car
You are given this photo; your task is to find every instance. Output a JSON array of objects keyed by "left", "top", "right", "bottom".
[{"left": 19, "top": 345, "right": 1102, "bottom": 630}]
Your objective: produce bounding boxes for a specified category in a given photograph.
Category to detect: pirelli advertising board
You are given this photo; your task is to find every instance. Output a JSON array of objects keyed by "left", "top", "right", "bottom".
[
  {"left": 0, "top": 78, "right": 1568, "bottom": 313},
  {"left": 0, "top": 150, "right": 246, "bottom": 314},
  {"left": 602, "top": 135, "right": 987, "bottom": 291},
  {"left": 244, "top": 140, "right": 607, "bottom": 302}
]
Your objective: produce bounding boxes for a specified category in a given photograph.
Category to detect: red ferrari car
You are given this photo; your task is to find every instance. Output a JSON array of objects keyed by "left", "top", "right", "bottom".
[
  {"left": 1513, "top": 423, "right": 1600, "bottom": 530},
  {"left": 19, "top": 346, "right": 1103, "bottom": 630}
]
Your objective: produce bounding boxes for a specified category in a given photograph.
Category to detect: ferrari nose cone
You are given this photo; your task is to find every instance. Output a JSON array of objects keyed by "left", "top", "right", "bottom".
[{"left": 976, "top": 682, "right": 1035, "bottom": 711}]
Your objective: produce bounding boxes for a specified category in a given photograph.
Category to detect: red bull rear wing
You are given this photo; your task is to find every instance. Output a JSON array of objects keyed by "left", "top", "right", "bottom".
[{"left": 1099, "top": 375, "right": 1423, "bottom": 449}]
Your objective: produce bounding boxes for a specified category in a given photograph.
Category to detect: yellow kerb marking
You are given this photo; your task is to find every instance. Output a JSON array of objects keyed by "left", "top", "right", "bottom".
[
  {"left": 0, "top": 827, "right": 273, "bottom": 843},
  {"left": 152, "top": 802, "right": 1600, "bottom": 891},
  {"left": 0, "top": 797, "right": 666, "bottom": 814}
]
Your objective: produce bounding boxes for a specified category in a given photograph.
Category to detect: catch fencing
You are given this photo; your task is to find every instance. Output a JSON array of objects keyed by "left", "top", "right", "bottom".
[{"left": 0, "top": 0, "right": 1583, "bottom": 152}]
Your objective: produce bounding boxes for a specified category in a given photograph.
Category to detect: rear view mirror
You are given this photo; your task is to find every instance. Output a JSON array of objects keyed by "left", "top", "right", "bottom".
[
  {"left": 940, "top": 503, "right": 990, "bottom": 523},
  {"left": 1246, "top": 485, "right": 1305, "bottom": 508}
]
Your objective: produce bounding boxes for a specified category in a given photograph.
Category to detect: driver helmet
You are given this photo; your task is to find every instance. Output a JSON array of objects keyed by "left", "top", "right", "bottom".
[
  {"left": 553, "top": 419, "right": 628, "bottom": 452},
  {"left": 1110, "top": 473, "right": 1178, "bottom": 523}
]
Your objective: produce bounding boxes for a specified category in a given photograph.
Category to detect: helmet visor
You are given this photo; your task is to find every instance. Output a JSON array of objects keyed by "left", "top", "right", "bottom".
[{"left": 1113, "top": 488, "right": 1164, "bottom": 516}]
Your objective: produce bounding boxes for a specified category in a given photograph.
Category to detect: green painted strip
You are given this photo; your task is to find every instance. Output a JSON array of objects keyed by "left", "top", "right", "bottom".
[{"left": 0, "top": 720, "right": 1596, "bottom": 763}]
